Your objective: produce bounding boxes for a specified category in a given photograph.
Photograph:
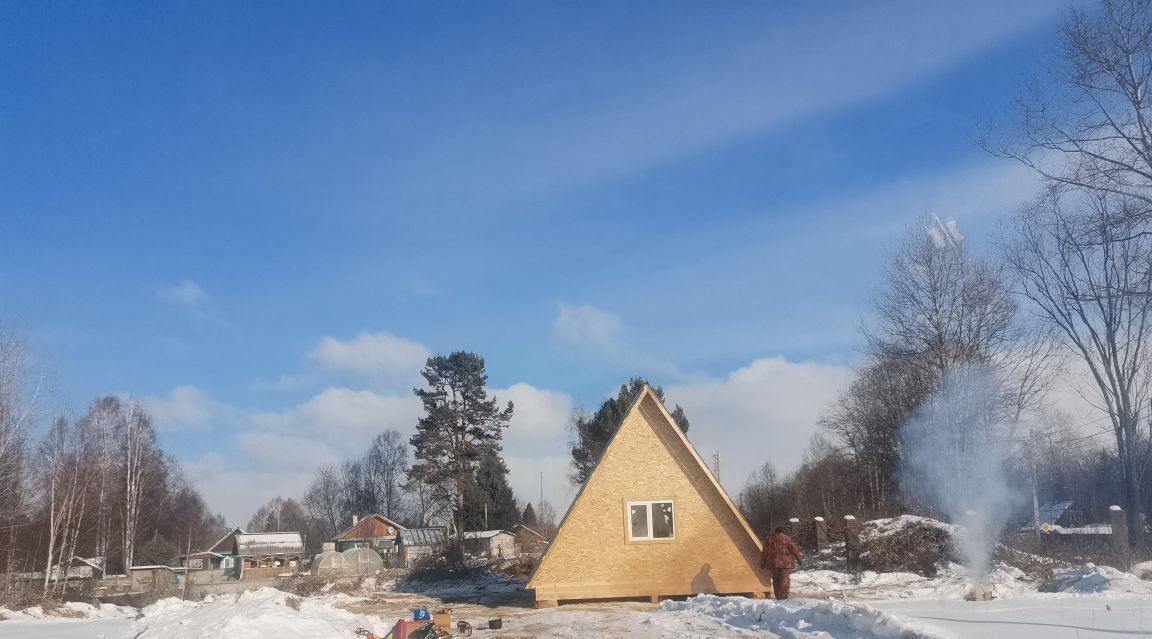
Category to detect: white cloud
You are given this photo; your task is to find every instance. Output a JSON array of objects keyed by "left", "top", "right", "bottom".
[
  {"left": 144, "top": 385, "right": 234, "bottom": 432},
  {"left": 248, "top": 387, "right": 423, "bottom": 451},
  {"left": 667, "top": 357, "right": 854, "bottom": 493},
  {"left": 182, "top": 452, "right": 319, "bottom": 527},
  {"left": 310, "top": 332, "right": 431, "bottom": 386},
  {"left": 496, "top": 383, "right": 572, "bottom": 451},
  {"left": 157, "top": 280, "right": 209, "bottom": 308},
  {"left": 236, "top": 431, "right": 340, "bottom": 472},
  {"left": 175, "top": 386, "right": 421, "bottom": 523},
  {"left": 554, "top": 304, "right": 621, "bottom": 348}
]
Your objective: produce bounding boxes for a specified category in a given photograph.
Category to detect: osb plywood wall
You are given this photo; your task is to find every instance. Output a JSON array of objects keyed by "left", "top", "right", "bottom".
[{"left": 529, "top": 393, "right": 770, "bottom": 601}]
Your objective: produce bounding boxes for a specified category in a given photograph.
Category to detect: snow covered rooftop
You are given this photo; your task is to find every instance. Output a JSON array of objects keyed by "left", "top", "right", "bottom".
[
  {"left": 463, "top": 530, "right": 511, "bottom": 539},
  {"left": 235, "top": 532, "right": 305, "bottom": 556}
]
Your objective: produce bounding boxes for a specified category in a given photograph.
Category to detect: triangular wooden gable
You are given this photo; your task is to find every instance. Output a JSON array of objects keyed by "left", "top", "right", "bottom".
[
  {"left": 334, "top": 513, "right": 404, "bottom": 541},
  {"left": 527, "top": 386, "right": 770, "bottom": 606}
]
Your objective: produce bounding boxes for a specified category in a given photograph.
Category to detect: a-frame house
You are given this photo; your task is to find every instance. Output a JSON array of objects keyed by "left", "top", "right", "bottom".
[{"left": 527, "top": 385, "right": 771, "bottom": 607}]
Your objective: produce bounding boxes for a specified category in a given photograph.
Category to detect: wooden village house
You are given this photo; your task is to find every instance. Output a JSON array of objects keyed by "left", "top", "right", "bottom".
[
  {"left": 332, "top": 514, "right": 405, "bottom": 559},
  {"left": 179, "top": 527, "right": 242, "bottom": 571},
  {"left": 511, "top": 524, "right": 547, "bottom": 555},
  {"left": 234, "top": 532, "right": 305, "bottom": 569},
  {"left": 526, "top": 385, "right": 772, "bottom": 607}
]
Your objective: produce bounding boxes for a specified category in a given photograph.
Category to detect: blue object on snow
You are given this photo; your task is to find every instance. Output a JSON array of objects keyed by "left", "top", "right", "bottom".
[{"left": 413, "top": 608, "right": 431, "bottom": 621}]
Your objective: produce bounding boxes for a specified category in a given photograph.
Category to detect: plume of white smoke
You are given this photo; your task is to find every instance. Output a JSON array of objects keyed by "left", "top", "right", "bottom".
[{"left": 898, "top": 363, "right": 1020, "bottom": 580}]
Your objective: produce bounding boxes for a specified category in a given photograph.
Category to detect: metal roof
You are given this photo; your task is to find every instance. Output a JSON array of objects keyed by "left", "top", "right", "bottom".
[
  {"left": 235, "top": 532, "right": 305, "bottom": 556},
  {"left": 1037, "top": 501, "right": 1074, "bottom": 526},
  {"left": 398, "top": 527, "right": 446, "bottom": 547}
]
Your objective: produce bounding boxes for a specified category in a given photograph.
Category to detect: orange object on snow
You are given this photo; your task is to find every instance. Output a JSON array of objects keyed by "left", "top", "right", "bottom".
[{"left": 388, "top": 619, "right": 431, "bottom": 639}]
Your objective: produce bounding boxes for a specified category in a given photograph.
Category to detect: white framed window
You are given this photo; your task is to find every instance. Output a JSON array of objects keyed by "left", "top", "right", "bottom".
[{"left": 627, "top": 500, "right": 675, "bottom": 540}]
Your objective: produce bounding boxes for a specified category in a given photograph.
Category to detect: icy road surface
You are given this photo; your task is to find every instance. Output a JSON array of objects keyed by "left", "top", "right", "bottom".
[{"left": 874, "top": 598, "right": 1152, "bottom": 638}]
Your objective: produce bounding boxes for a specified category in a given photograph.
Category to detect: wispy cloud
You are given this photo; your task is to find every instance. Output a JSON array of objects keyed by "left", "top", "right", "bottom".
[
  {"left": 553, "top": 304, "right": 621, "bottom": 348},
  {"left": 157, "top": 280, "right": 209, "bottom": 309},
  {"left": 381, "top": 2, "right": 1064, "bottom": 208}
]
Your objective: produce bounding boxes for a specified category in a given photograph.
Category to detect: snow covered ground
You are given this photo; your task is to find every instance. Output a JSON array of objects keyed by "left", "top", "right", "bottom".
[
  {"left": 5, "top": 563, "right": 1152, "bottom": 638},
  {"left": 875, "top": 598, "right": 1152, "bottom": 639},
  {"left": 0, "top": 588, "right": 390, "bottom": 639}
]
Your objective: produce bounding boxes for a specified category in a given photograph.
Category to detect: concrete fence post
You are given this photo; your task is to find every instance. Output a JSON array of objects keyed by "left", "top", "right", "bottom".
[
  {"left": 1111, "top": 505, "right": 1130, "bottom": 570},
  {"left": 813, "top": 517, "right": 828, "bottom": 551},
  {"left": 789, "top": 517, "right": 802, "bottom": 543},
  {"left": 843, "top": 515, "right": 859, "bottom": 574}
]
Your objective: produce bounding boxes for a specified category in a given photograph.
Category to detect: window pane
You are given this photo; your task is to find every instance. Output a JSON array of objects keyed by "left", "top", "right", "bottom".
[
  {"left": 630, "top": 504, "right": 649, "bottom": 539},
  {"left": 652, "top": 501, "right": 674, "bottom": 538}
]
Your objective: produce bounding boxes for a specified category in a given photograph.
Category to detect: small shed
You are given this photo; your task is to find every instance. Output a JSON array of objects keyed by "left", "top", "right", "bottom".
[
  {"left": 463, "top": 530, "right": 516, "bottom": 559},
  {"left": 512, "top": 524, "right": 547, "bottom": 555},
  {"left": 332, "top": 514, "right": 404, "bottom": 557},
  {"left": 128, "top": 565, "right": 176, "bottom": 592},
  {"left": 50, "top": 557, "right": 104, "bottom": 581},
  {"left": 234, "top": 532, "right": 305, "bottom": 569},
  {"left": 397, "top": 527, "right": 446, "bottom": 567}
]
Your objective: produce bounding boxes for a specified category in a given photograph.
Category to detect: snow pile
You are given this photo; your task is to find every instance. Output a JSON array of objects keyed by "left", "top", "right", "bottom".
[
  {"left": 1132, "top": 560, "right": 1152, "bottom": 579},
  {"left": 130, "top": 587, "right": 389, "bottom": 638},
  {"left": 660, "top": 594, "right": 953, "bottom": 639},
  {"left": 1041, "top": 564, "right": 1152, "bottom": 596}
]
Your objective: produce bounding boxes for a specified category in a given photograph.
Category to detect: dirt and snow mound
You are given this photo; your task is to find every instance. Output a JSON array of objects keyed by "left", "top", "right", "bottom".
[
  {"left": 0, "top": 600, "right": 135, "bottom": 621},
  {"left": 396, "top": 568, "right": 523, "bottom": 598},
  {"left": 859, "top": 516, "right": 959, "bottom": 576},
  {"left": 660, "top": 594, "right": 953, "bottom": 639}
]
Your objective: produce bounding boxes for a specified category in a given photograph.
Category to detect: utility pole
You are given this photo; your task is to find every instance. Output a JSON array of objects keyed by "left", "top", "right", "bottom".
[
  {"left": 1030, "top": 429, "right": 1041, "bottom": 541},
  {"left": 539, "top": 471, "right": 543, "bottom": 513},
  {"left": 181, "top": 519, "right": 192, "bottom": 601}
]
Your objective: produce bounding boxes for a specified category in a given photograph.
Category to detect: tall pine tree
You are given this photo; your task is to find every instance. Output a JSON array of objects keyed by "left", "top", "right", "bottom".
[
  {"left": 407, "top": 352, "right": 513, "bottom": 538},
  {"left": 461, "top": 452, "right": 519, "bottom": 530},
  {"left": 569, "top": 377, "right": 689, "bottom": 485},
  {"left": 521, "top": 502, "right": 537, "bottom": 527}
]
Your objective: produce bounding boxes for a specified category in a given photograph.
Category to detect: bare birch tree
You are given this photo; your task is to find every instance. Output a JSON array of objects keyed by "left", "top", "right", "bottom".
[
  {"left": 990, "top": 0, "right": 1152, "bottom": 221},
  {"left": 38, "top": 416, "right": 94, "bottom": 594},
  {"left": 1004, "top": 187, "right": 1152, "bottom": 542},
  {"left": 823, "top": 218, "right": 1052, "bottom": 511},
  {"left": 364, "top": 430, "right": 409, "bottom": 521},
  {"left": 303, "top": 464, "right": 345, "bottom": 537},
  {"left": 118, "top": 397, "right": 159, "bottom": 569},
  {"left": 0, "top": 331, "right": 42, "bottom": 598}
]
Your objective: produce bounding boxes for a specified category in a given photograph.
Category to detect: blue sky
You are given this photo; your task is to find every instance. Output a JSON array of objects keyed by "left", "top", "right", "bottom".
[{"left": 1, "top": 1, "right": 1070, "bottom": 523}]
